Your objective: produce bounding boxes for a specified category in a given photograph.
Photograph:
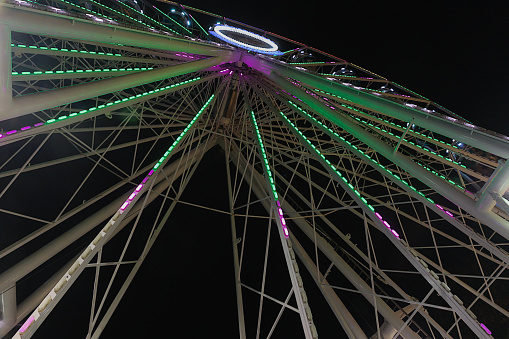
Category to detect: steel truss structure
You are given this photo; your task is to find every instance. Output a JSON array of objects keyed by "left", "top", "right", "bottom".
[{"left": 1, "top": 0, "right": 509, "bottom": 338}]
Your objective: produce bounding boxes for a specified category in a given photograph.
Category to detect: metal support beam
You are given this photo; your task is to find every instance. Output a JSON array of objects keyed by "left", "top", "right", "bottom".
[
  {"left": 2, "top": 56, "right": 226, "bottom": 120},
  {"left": 89, "top": 138, "right": 213, "bottom": 339},
  {"left": 393, "top": 118, "right": 414, "bottom": 155},
  {"left": 260, "top": 57, "right": 509, "bottom": 159},
  {"left": 0, "top": 24, "right": 11, "bottom": 106},
  {"left": 223, "top": 139, "right": 247, "bottom": 339},
  {"left": 225, "top": 140, "right": 420, "bottom": 339},
  {"left": 266, "top": 71, "right": 509, "bottom": 242},
  {"left": 0, "top": 285, "right": 16, "bottom": 335},
  {"left": 476, "top": 160, "right": 509, "bottom": 212},
  {"left": 290, "top": 233, "right": 368, "bottom": 339},
  {"left": 0, "top": 5, "right": 232, "bottom": 58}
]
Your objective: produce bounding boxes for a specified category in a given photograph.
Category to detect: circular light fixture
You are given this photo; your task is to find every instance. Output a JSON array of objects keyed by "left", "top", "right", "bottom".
[{"left": 209, "top": 24, "right": 283, "bottom": 56}]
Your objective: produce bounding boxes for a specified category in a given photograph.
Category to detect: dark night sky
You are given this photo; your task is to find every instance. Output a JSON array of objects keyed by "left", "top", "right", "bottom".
[{"left": 25, "top": 1, "right": 509, "bottom": 338}]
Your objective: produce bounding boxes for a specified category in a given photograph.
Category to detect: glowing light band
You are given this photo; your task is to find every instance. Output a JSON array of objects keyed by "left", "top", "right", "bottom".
[
  {"left": 249, "top": 110, "right": 289, "bottom": 238},
  {"left": 209, "top": 24, "right": 283, "bottom": 56}
]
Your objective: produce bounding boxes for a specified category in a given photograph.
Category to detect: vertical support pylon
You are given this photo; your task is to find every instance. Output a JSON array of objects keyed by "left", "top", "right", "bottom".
[{"left": 0, "top": 24, "right": 12, "bottom": 117}]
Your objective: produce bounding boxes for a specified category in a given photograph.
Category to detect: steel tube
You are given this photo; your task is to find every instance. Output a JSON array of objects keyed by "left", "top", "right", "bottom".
[
  {"left": 1, "top": 56, "right": 227, "bottom": 120},
  {"left": 272, "top": 62, "right": 509, "bottom": 159},
  {"left": 267, "top": 72, "right": 509, "bottom": 241},
  {"left": 227, "top": 141, "right": 420, "bottom": 339},
  {"left": 0, "top": 24, "right": 11, "bottom": 107},
  {"left": 241, "top": 54, "right": 509, "bottom": 159},
  {"left": 290, "top": 234, "right": 368, "bottom": 339},
  {"left": 476, "top": 160, "right": 509, "bottom": 212},
  {"left": 0, "top": 285, "right": 16, "bottom": 336}
]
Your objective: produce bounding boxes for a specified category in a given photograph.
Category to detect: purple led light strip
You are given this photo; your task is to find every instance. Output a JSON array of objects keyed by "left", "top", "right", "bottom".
[
  {"left": 480, "top": 323, "right": 492, "bottom": 335},
  {"left": 19, "top": 316, "right": 35, "bottom": 334}
]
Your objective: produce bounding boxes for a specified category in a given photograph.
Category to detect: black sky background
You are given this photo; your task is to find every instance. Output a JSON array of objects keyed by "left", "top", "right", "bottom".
[{"left": 26, "top": 1, "right": 509, "bottom": 338}]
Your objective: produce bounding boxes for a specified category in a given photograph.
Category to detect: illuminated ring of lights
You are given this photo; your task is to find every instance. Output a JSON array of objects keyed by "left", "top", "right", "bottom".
[{"left": 209, "top": 24, "right": 283, "bottom": 56}]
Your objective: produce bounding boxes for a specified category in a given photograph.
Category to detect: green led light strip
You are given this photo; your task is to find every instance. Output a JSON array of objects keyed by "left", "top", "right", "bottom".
[
  {"left": 285, "top": 100, "right": 439, "bottom": 203},
  {"left": 249, "top": 110, "right": 290, "bottom": 238},
  {"left": 249, "top": 111, "right": 280, "bottom": 201},
  {"left": 314, "top": 89, "right": 468, "bottom": 170},
  {"left": 186, "top": 11, "right": 210, "bottom": 38},
  {"left": 11, "top": 43, "right": 122, "bottom": 57},
  {"left": 12, "top": 67, "right": 153, "bottom": 76},
  {"left": 352, "top": 116, "right": 468, "bottom": 171},
  {"left": 280, "top": 103, "right": 377, "bottom": 211},
  {"left": 44, "top": 77, "right": 201, "bottom": 125},
  {"left": 316, "top": 88, "right": 473, "bottom": 150},
  {"left": 86, "top": 0, "right": 155, "bottom": 30},
  {"left": 151, "top": 5, "right": 193, "bottom": 35},
  {"left": 151, "top": 94, "right": 214, "bottom": 172},
  {"left": 117, "top": 1, "right": 178, "bottom": 34},
  {"left": 52, "top": 0, "right": 116, "bottom": 23}
]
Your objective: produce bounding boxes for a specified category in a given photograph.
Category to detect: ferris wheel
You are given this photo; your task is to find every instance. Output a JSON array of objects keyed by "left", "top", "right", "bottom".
[{"left": 1, "top": 0, "right": 509, "bottom": 338}]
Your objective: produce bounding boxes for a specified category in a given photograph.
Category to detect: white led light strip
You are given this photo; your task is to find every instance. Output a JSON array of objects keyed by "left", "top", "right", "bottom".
[{"left": 211, "top": 24, "right": 282, "bottom": 55}]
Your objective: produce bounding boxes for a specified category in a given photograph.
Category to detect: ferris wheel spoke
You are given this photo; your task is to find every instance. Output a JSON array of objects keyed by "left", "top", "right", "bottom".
[
  {"left": 4, "top": 57, "right": 225, "bottom": 120},
  {"left": 247, "top": 99, "right": 502, "bottom": 336}
]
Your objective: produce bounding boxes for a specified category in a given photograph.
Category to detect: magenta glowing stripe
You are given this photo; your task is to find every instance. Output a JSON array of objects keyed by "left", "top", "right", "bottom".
[
  {"left": 120, "top": 201, "right": 129, "bottom": 210},
  {"left": 19, "top": 316, "right": 35, "bottom": 334},
  {"left": 148, "top": 169, "right": 154, "bottom": 176},
  {"left": 281, "top": 217, "right": 286, "bottom": 226},
  {"left": 282, "top": 226, "right": 289, "bottom": 237},
  {"left": 6, "top": 130, "right": 16, "bottom": 135},
  {"left": 276, "top": 200, "right": 281, "bottom": 207},
  {"left": 383, "top": 220, "right": 391, "bottom": 228},
  {"left": 436, "top": 204, "right": 444, "bottom": 210},
  {"left": 21, "top": 126, "right": 31, "bottom": 131},
  {"left": 142, "top": 177, "right": 149, "bottom": 184},
  {"left": 445, "top": 211, "right": 454, "bottom": 217},
  {"left": 375, "top": 212, "right": 383, "bottom": 220},
  {"left": 278, "top": 208, "right": 283, "bottom": 216},
  {"left": 135, "top": 184, "right": 143, "bottom": 192},
  {"left": 391, "top": 229, "right": 400, "bottom": 238},
  {"left": 34, "top": 122, "right": 44, "bottom": 127},
  {"left": 128, "top": 192, "right": 136, "bottom": 200},
  {"left": 480, "top": 323, "right": 492, "bottom": 335}
]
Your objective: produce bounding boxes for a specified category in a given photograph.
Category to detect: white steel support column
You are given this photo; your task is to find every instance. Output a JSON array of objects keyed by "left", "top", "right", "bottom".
[{"left": 0, "top": 24, "right": 11, "bottom": 106}]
